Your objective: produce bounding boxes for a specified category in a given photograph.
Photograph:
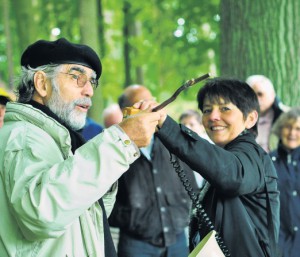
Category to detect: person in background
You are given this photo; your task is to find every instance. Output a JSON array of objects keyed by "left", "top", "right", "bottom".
[
  {"left": 179, "top": 109, "right": 212, "bottom": 143},
  {"left": 269, "top": 107, "right": 300, "bottom": 257},
  {"left": 103, "top": 103, "right": 123, "bottom": 128},
  {"left": 0, "top": 88, "right": 11, "bottom": 128},
  {"left": 0, "top": 38, "right": 162, "bottom": 257},
  {"left": 137, "top": 78, "right": 280, "bottom": 257},
  {"left": 109, "top": 84, "right": 198, "bottom": 257},
  {"left": 246, "top": 74, "right": 289, "bottom": 152},
  {"left": 81, "top": 116, "right": 104, "bottom": 140}
]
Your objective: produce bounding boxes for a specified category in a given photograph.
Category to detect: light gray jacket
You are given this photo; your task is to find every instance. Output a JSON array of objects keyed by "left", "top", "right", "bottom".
[{"left": 0, "top": 102, "right": 140, "bottom": 257}]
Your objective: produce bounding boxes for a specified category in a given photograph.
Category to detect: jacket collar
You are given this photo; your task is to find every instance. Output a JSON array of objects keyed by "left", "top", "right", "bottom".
[
  {"left": 28, "top": 100, "right": 86, "bottom": 153},
  {"left": 5, "top": 102, "right": 80, "bottom": 156},
  {"left": 277, "top": 141, "right": 300, "bottom": 160}
]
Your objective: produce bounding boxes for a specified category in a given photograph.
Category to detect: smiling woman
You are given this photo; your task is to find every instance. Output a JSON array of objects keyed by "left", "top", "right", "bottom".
[
  {"left": 154, "top": 77, "right": 280, "bottom": 257},
  {"left": 201, "top": 98, "right": 256, "bottom": 147},
  {"left": 269, "top": 107, "right": 300, "bottom": 257},
  {"left": 197, "top": 78, "right": 259, "bottom": 147}
]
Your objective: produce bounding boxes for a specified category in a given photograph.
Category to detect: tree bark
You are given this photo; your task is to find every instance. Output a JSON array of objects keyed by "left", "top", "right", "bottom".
[
  {"left": 123, "top": 1, "right": 132, "bottom": 88},
  {"left": 11, "top": 0, "right": 39, "bottom": 52},
  {"left": 79, "top": 0, "right": 104, "bottom": 123},
  {"left": 2, "top": 0, "right": 14, "bottom": 89},
  {"left": 220, "top": 0, "right": 300, "bottom": 106}
]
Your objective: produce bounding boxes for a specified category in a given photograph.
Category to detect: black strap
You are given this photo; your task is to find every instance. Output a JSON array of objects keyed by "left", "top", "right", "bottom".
[{"left": 99, "top": 199, "right": 118, "bottom": 257}]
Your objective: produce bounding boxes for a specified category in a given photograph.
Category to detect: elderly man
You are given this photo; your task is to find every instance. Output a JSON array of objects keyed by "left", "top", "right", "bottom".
[
  {"left": 246, "top": 74, "right": 289, "bottom": 152},
  {"left": 103, "top": 103, "right": 123, "bottom": 128},
  {"left": 0, "top": 38, "right": 162, "bottom": 257},
  {"left": 109, "top": 85, "right": 197, "bottom": 257}
]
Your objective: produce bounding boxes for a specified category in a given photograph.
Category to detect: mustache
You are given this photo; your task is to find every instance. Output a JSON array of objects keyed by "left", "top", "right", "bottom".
[{"left": 73, "top": 98, "right": 92, "bottom": 107}]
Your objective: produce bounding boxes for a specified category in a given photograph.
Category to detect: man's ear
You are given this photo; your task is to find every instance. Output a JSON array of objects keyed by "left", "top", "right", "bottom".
[
  {"left": 246, "top": 110, "right": 258, "bottom": 129},
  {"left": 33, "top": 71, "right": 48, "bottom": 98}
]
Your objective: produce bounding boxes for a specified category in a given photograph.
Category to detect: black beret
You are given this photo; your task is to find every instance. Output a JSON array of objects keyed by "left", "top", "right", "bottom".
[{"left": 21, "top": 38, "right": 102, "bottom": 79}]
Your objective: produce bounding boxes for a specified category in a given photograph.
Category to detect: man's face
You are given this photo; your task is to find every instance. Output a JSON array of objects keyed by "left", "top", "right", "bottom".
[
  {"left": 250, "top": 82, "right": 275, "bottom": 114},
  {"left": 46, "top": 64, "right": 96, "bottom": 130},
  {"left": 0, "top": 103, "right": 6, "bottom": 128}
]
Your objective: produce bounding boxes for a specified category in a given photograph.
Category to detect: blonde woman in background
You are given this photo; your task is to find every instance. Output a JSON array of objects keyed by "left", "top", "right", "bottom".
[{"left": 270, "top": 107, "right": 300, "bottom": 257}]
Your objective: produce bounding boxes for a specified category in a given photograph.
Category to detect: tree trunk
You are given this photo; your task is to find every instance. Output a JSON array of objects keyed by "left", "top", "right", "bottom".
[
  {"left": 97, "top": 0, "right": 106, "bottom": 57},
  {"left": 11, "top": 0, "right": 39, "bottom": 52},
  {"left": 2, "top": 0, "right": 14, "bottom": 89},
  {"left": 123, "top": 1, "right": 132, "bottom": 88},
  {"left": 133, "top": 21, "right": 144, "bottom": 85},
  {"left": 79, "top": 0, "right": 104, "bottom": 124},
  {"left": 220, "top": 0, "right": 300, "bottom": 106}
]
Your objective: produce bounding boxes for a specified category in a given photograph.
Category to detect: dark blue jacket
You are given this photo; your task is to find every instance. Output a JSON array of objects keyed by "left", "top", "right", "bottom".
[
  {"left": 81, "top": 117, "right": 103, "bottom": 141},
  {"left": 270, "top": 144, "right": 300, "bottom": 257}
]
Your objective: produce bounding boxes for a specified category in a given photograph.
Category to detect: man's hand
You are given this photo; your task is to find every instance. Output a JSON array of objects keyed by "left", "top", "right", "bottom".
[
  {"left": 132, "top": 100, "right": 167, "bottom": 129},
  {"left": 119, "top": 108, "right": 162, "bottom": 148}
]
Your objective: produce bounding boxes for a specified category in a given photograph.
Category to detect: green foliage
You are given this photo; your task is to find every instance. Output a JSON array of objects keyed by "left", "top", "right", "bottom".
[
  {"left": 100, "top": 0, "right": 220, "bottom": 103},
  {"left": 1, "top": 0, "right": 220, "bottom": 108}
]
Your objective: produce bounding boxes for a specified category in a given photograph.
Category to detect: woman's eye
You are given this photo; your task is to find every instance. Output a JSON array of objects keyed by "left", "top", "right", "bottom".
[
  {"left": 221, "top": 106, "right": 230, "bottom": 111},
  {"left": 203, "top": 109, "right": 211, "bottom": 114}
]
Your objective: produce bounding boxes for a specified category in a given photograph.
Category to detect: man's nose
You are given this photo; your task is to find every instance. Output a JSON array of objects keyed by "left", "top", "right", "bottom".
[{"left": 82, "top": 82, "right": 94, "bottom": 97}]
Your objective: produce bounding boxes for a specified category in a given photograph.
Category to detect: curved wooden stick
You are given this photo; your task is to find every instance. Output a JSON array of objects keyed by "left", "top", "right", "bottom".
[
  {"left": 152, "top": 73, "right": 210, "bottom": 112},
  {"left": 122, "top": 73, "right": 210, "bottom": 117}
]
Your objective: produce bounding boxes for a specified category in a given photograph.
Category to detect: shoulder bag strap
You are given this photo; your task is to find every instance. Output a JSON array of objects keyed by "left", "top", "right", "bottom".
[{"left": 99, "top": 198, "right": 118, "bottom": 257}]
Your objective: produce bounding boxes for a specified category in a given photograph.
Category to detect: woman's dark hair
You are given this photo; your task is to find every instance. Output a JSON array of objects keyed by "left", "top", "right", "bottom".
[{"left": 197, "top": 77, "right": 260, "bottom": 136}]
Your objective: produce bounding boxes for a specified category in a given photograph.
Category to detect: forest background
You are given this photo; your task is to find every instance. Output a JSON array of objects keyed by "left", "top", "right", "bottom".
[{"left": 0, "top": 0, "right": 299, "bottom": 123}]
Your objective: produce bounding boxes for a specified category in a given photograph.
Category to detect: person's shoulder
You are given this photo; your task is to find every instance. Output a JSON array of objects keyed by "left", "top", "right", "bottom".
[
  {"left": 269, "top": 148, "right": 278, "bottom": 157},
  {"left": 272, "top": 97, "right": 290, "bottom": 113},
  {"left": 278, "top": 102, "right": 290, "bottom": 112},
  {"left": 13, "top": 103, "right": 72, "bottom": 141},
  {"left": 227, "top": 131, "right": 256, "bottom": 148},
  {"left": 85, "top": 117, "right": 103, "bottom": 129},
  {"left": 82, "top": 118, "right": 104, "bottom": 140}
]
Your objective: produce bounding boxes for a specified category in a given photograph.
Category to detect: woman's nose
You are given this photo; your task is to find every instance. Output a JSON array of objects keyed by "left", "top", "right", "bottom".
[{"left": 208, "top": 109, "right": 221, "bottom": 120}]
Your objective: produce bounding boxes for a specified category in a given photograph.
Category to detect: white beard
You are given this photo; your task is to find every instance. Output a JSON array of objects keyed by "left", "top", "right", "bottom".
[{"left": 46, "top": 81, "right": 91, "bottom": 131}]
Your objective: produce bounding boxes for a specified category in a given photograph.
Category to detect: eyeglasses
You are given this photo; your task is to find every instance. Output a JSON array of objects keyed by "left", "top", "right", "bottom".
[{"left": 60, "top": 72, "right": 98, "bottom": 90}]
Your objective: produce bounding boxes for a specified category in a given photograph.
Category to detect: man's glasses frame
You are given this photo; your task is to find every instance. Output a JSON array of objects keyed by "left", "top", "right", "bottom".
[{"left": 60, "top": 72, "right": 98, "bottom": 90}]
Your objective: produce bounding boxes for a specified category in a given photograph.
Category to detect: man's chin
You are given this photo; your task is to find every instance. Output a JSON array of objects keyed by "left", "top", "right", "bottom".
[
  {"left": 69, "top": 123, "right": 85, "bottom": 131},
  {"left": 67, "top": 114, "right": 87, "bottom": 131}
]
